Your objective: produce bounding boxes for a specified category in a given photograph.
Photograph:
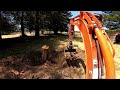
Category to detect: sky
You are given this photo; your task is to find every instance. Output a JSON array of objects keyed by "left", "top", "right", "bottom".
[
  {"left": 70, "top": 11, "right": 103, "bottom": 31},
  {"left": 70, "top": 11, "right": 102, "bottom": 18}
]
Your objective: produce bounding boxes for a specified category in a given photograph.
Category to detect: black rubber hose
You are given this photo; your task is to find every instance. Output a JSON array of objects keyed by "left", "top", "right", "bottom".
[
  {"left": 95, "top": 38, "right": 104, "bottom": 78},
  {"left": 92, "top": 29, "right": 104, "bottom": 79}
]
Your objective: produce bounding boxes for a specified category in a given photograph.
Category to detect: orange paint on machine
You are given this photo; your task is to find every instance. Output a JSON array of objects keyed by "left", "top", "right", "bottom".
[{"left": 65, "top": 11, "right": 115, "bottom": 79}]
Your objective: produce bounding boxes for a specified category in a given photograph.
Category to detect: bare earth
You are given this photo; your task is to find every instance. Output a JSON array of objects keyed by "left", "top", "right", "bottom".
[
  {"left": 0, "top": 32, "right": 120, "bottom": 79},
  {"left": 0, "top": 43, "right": 86, "bottom": 79}
]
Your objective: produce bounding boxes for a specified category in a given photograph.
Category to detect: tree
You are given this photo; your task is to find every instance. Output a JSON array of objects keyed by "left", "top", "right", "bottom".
[
  {"left": 102, "top": 11, "right": 120, "bottom": 29},
  {"left": 20, "top": 11, "right": 26, "bottom": 37},
  {"left": 0, "top": 11, "right": 15, "bottom": 40},
  {"left": 0, "top": 11, "right": 2, "bottom": 40},
  {"left": 46, "top": 11, "right": 72, "bottom": 34},
  {"left": 103, "top": 11, "right": 120, "bottom": 21},
  {"left": 25, "top": 11, "right": 45, "bottom": 36},
  {"left": 5, "top": 11, "right": 27, "bottom": 37},
  {"left": 25, "top": 11, "right": 35, "bottom": 33},
  {"left": 19, "top": 11, "right": 72, "bottom": 36},
  {"left": 35, "top": 11, "right": 40, "bottom": 37}
]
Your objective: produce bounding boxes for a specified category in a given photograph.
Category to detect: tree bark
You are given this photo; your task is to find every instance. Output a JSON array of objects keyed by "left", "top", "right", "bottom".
[
  {"left": 21, "top": 11, "right": 26, "bottom": 37},
  {"left": 35, "top": 11, "right": 39, "bottom": 37},
  {"left": 53, "top": 29, "right": 58, "bottom": 35},
  {"left": 41, "top": 30, "right": 44, "bottom": 34},
  {"left": 0, "top": 11, "right": 2, "bottom": 40},
  {"left": 0, "top": 31, "right": 2, "bottom": 40}
]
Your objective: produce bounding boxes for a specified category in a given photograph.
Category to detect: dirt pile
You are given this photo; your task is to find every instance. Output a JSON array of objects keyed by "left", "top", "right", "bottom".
[{"left": 0, "top": 45, "right": 85, "bottom": 79}]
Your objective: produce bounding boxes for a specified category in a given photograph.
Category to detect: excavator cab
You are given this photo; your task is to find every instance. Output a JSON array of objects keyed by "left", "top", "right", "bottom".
[{"left": 64, "top": 11, "right": 115, "bottom": 79}]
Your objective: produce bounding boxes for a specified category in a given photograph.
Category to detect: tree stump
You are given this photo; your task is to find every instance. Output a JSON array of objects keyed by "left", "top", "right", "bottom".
[
  {"left": 41, "top": 45, "right": 49, "bottom": 63},
  {"left": 115, "top": 33, "right": 120, "bottom": 43}
]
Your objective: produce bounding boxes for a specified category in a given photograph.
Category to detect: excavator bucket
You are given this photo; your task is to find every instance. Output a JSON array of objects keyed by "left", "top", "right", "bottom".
[
  {"left": 64, "top": 45, "right": 81, "bottom": 68},
  {"left": 64, "top": 46, "right": 76, "bottom": 52}
]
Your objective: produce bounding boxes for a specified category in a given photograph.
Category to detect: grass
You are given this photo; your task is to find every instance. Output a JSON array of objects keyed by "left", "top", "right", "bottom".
[
  {"left": 1, "top": 30, "right": 113, "bottom": 58},
  {"left": 105, "top": 28, "right": 120, "bottom": 35},
  {"left": 0, "top": 35, "right": 69, "bottom": 58},
  {"left": 113, "top": 44, "right": 120, "bottom": 79},
  {"left": 0, "top": 31, "right": 83, "bottom": 58}
]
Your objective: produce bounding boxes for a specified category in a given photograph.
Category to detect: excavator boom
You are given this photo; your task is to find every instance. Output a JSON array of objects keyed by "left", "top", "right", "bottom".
[{"left": 65, "top": 11, "right": 115, "bottom": 79}]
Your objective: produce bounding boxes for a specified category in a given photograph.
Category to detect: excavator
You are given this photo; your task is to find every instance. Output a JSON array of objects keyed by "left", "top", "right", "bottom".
[{"left": 64, "top": 11, "right": 115, "bottom": 79}]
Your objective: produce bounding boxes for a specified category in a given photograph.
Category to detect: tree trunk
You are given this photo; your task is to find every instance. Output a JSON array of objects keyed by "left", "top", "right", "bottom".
[
  {"left": 53, "top": 30, "right": 58, "bottom": 35},
  {"left": 0, "top": 31, "right": 2, "bottom": 40},
  {"left": 35, "top": 11, "right": 39, "bottom": 37},
  {"left": 0, "top": 11, "right": 2, "bottom": 40},
  {"left": 60, "top": 31, "right": 62, "bottom": 34},
  {"left": 21, "top": 11, "right": 26, "bottom": 37},
  {"left": 41, "top": 30, "right": 44, "bottom": 34}
]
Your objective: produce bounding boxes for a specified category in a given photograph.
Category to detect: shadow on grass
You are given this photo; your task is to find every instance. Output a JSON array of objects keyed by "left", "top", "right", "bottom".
[
  {"left": 0, "top": 35, "right": 68, "bottom": 58},
  {"left": 114, "top": 42, "right": 120, "bottom": 45}
]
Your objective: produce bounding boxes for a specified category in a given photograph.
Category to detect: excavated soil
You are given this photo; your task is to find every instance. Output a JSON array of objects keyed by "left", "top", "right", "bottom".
[{"left": 0, "top": 45, "right": 85, "bottom": 79}]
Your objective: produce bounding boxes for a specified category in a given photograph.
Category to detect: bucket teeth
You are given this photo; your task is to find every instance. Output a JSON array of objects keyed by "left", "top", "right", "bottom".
[
  {"left": 65, "top": 49, "right": 76, "bottom": 52},
  {"left": 64, "top": 46, "right": 81, "bottom": 68},
  {"left": 64, "top": 46, "right": 76, "bottom": 52}
]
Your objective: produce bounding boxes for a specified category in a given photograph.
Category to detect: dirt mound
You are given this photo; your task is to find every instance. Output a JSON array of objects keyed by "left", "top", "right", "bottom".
[{"left": 0, "top": 46, "right": 85, "bottom": 79}]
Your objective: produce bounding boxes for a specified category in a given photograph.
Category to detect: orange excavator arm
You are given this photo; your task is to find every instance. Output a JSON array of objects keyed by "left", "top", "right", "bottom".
[{"left": 67, "top": 11, "right": 115, "bottom": 79}]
